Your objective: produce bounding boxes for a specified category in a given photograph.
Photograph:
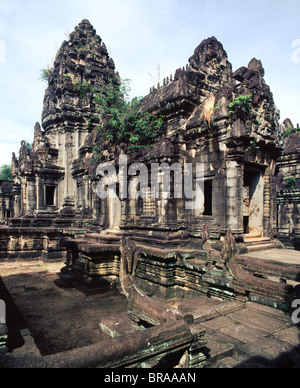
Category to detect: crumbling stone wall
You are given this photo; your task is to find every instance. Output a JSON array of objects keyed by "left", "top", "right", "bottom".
[
  {"left": 11, "top": 21, "right": 284, "bottom": 250},
  {"left": 12, "top": 20, "right": 117, "bottom": 220},
  {"left": 277, "top": 120, "right": 300, "bottom": 248},
  {"left": 118, "top": 37, "right": 282, "bottom": 245},
  {"left": 0, "top": 181, "right": 14, "bottom": 224}
]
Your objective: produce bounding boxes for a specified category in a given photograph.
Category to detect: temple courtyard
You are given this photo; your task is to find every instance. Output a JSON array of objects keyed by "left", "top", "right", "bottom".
[{"left": 1, "top": 248, "right": 300, "bottom": 368}]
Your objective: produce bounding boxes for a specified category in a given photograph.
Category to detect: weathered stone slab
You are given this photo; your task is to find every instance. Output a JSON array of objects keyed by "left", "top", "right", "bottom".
[
  {"left": 228, "top": 308, "right": 291, "bottom": 334},
  {"left": 238, "top": 336, "right": 294, "bottom": 361},
  {"left": 177, "top": 298, "right": 244, "bottom": 324},
  {"left": 201, "top": 316, "right": 269, "bottom": 344},
  {"left": 99, "top": 312, "right": 141, "bottom": 339},
  {"left": 202, "top": 333, "right": 235, "bottom": 364},
  {"left": 274, "top": 326, "right": 300, "bottom": 347},
  {"left": 177, "top": 296, "right": 222, "bottom": 323},
  {"left": 214, "top": 301, "right": 244, "bottom": 316},
  {"left": 210, "top": 354, "right": 250, "bottom": 369},
  {"left": 246, "top": 301, "right": 291, "bottom": 318}
]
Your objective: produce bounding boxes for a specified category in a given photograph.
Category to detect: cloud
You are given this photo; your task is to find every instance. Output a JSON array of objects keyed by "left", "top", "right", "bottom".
[{"left": 0, "top": 0, "right": 299, "bottom": 167}]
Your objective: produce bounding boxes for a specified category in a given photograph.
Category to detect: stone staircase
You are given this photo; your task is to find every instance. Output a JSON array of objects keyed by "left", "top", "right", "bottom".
[{"left": 244, "top": 235, "right": 282, "bottom": 253}]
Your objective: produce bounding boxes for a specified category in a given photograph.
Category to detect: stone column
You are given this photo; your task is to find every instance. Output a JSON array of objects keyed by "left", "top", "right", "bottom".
[
  {"left": 64, "top": 131, "right": 74, "bottom": 200},
  {"left": 226, "top": 158, "right": 243, "bottom": 237},
  {"left": 36, "top": 176, "right": 43, "bottom": 211},
  {"left": 26, "top": 178, "right": 36, "bottom": 215},
  {"left": 214, "top": 168, "right": 227, "bottom": 234},
  {"left": 263, "top": 167, "right": 271, "bottom": 236},
  {"left": 12, "top": 184, "right": 21, "bottom": 217}
]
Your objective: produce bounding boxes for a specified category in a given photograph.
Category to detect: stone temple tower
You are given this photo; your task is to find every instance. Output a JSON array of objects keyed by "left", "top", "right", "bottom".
[{"left": 12, "top": 19, "right": 117, "bottom": 219}]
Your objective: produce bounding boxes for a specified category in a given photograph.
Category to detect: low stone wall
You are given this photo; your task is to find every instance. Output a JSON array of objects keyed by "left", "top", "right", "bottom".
[
  {"left": 56, "top": 239, "right": 297, "bottom": 312},
  {"left": 0, "top": 227, "right": 85, "bottom": 261},
  {"left": 277, "top": 189, "right": 300, "bottom": 249}
]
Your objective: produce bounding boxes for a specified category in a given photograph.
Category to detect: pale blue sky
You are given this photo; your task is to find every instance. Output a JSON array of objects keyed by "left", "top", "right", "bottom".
[{"left": 0, "top": 0, "right": 299, "bottom": 165}]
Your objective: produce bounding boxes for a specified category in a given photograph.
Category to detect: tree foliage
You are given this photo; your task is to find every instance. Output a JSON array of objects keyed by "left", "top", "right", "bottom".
[
  {"left": 228, "top": 94, "right": 252, "bottom": 118},
  {"left": 24, "top": 141, "right": 32, "bottom": 153},
  {"left": 74, "top": 76, "right": 164, "bottom": 156},
  {"left": 0, "top": 164, "right": 13, "bottom": 181}
]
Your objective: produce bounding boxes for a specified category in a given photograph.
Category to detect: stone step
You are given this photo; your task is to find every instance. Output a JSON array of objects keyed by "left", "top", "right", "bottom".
[
  {"left": 246, "top": 243, "right": 278, "bottom": 252},
  {"left": 244, "top": 237, "right": 272, "bottom": 245},
  {"left": 244, "top": 237, "right": 282, "bottom": 252}
]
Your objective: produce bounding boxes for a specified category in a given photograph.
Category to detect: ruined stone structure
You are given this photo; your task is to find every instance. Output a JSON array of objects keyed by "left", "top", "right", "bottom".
[
  {"left": 12, "top": 19, "right": 116, "bottom": 222},
  {"left": 29, "top": 20, "right": 294, "bottom": 311},
  {"left": 11, "top": 20, "right": 283, "bottom": 249},
  {"left": 0, "top": 181, "right": 14, "bottom": 223},
  {"left": 277, "top": 119, "right": 300, "bottom": 249},
  {"left": 135, "top": 42, "right": 282, "bottom": 248},
  {"left": 7, "top": 20, "right": 294, "bottom": 295},
  {"left": 2, "top": 19, "right": 300, "bottom": 368}
]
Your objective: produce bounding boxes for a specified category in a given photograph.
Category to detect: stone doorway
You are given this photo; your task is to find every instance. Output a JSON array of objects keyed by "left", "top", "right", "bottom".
[
  {"left": 107, "top": 184, "right": 121, "bottom": 230},
  {"left": 45, "top": 186, "right": 56, "bottom": 207},
  {"left": 243, "top": 168, "right": 264, "bottom": 237}
]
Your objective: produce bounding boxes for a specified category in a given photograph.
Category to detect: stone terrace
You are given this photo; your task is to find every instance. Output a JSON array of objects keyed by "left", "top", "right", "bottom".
[{"left": 0, "top": 257, "right": 299, "bottom": 368}]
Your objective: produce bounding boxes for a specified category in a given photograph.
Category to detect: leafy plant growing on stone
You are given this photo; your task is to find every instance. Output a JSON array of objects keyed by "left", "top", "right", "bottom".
[
  {"left": 73, "top": 81, "right": 97, "bottom": 103},
  {"left": 286, "top": 177, "right": 297, "bottom": 190},
  {"left": 283, "top": 126, "right": 298, "bottom": 138},
  {"left": 245, "top": 138, "right": 259, "bottom": 152},
  {"left": 228, "top": 94, "right": 263, "bottom": 138},
  {"left": 40, "top": 66, "right": 52, "bottom": 83},
  {"left": 75, "top": 76, "right": 164, "bottom": 157},
  {"left": 228, "top": 94, "right": 252, "bottom": 118}
]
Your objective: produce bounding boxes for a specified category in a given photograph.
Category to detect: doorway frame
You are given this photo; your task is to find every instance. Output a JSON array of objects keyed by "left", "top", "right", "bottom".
[{"left": 243, "top": 165, "right": 265, "bottom": 238}]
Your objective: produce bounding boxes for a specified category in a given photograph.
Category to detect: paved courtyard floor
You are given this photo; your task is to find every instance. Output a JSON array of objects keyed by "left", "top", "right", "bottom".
[
  {"left": 0, "top": 261, "right": 128, "bottom": 357},
  {"left": 244, "top": 248, "right": 300, "bottom": 266},
  {"left": 0, "top": 253, "right": 300, "bottom": 368}
]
